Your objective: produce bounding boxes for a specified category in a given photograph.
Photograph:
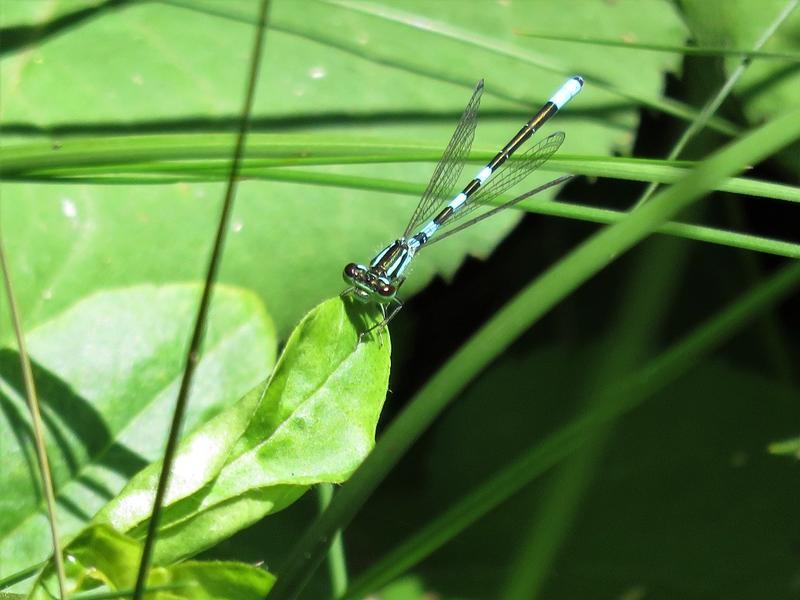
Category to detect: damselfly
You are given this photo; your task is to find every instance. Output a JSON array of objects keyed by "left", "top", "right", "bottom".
[{"left": 343, "top": 76, "right": 584, "bottom": 333}]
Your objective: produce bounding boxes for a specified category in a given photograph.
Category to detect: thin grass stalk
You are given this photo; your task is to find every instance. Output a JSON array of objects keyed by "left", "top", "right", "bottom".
[
  {"left": 0, "top": 233, "right": 68, "bottom": 595},
  {"left": 130, "top": 1, "right": 271, "bottom": 597}
]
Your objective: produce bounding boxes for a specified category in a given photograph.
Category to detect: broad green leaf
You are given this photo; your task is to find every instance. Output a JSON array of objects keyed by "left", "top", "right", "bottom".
[
  {"left": 31, "top": 525, "right": 274, "bottom": 599},
  {"left": 95, "top": 297, "right": 391, "bottom": 563},
  {"left": 0, "top": 0, "right": 686, "bottom": 335},
  {"left": 0, "top": 284, "right": 276, "bottom": 589}
]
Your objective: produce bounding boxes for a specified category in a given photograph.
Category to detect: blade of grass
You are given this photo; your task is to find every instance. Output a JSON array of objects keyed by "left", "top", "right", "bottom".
[
  {"left": 514, "top": 31, "right": 800, "bottom": 61},
  {"left": 131, "top": 1, "right": 271, "bottom": 597},
  {"left": 634, "top": 0, "right": 799, "bottom": 208},
  {"left": 3, "top": 144, "right": 797, "bottom": 260},
  {"left": 0, "top": 226, "right": 67, "bottom": 595},
  {"left": 343, "top": 258, "right": 800, "bottom": 598},
  {"left": 13, "top": 158, "right": 800, "bottom": 210},
  {"left": 9, "top": 159, "right": 798, "bottom": 263},
  {"left": 316, "top": 485, "right": 348, "bottom": 597},
  {"left": 268, "top": 102, "right": 800, "bottom": 600},
  {"left": 7, "top": 161, "right": 799, "bottom": 259},
  {"left": 4, "top": 139, "right": 799, "bottom": 204},
  {"left": 320, "top": 0, "right": 742, "bottom": 136}
]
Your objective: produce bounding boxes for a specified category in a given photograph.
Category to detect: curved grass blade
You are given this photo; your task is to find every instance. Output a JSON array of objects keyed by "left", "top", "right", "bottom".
[
  {"left": 166, "top": 0, "right": 742, "bottom": 136},
  {"left": 4, "top": 137, "right": 798, "bottom": 205},
  {"left": 7, "top": 157, "right": 795, "bottom": 258}
]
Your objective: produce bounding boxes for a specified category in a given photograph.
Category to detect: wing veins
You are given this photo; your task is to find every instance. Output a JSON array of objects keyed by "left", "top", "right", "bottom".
[
  {"left": 430, "top": 131, "right": 565, "bottom": 237},
  {"left": 403, "top": 80, "right": 484, "bottom": 237}
]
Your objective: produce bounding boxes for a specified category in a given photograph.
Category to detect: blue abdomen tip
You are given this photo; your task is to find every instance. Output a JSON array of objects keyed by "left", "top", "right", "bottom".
[{"left": 549, "top": 76, "right": 584, "bottom": 109}]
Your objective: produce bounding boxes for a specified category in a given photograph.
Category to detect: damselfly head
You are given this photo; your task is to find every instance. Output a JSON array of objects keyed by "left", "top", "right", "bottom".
[{"left": 343, "top": 263, "right": 397, "bottom": 303}]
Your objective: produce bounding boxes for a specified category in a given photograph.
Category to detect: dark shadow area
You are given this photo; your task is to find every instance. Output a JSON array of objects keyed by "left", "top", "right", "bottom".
[
  {"left": 0, "top": 374, "right": 42, "bottom": 503},
  {"left": 0, "top": 0, "right": 135, "bottom": 57},
  {"left": 0, "top": 349, "right": 109, "bottom": 476},
  {"left": 0, "top": 104, "right": 628, "bottom": 138},
  {"left": 0, "top": 350, "right": 149, "bottom": 511},
  {"left": 341, "top": 294, "right": 385, "bottom": 341}
]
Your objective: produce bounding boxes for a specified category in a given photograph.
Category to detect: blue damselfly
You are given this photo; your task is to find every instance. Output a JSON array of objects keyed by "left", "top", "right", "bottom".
[{"left": 343, "top": 76, "right": 584, "bottom": 332}]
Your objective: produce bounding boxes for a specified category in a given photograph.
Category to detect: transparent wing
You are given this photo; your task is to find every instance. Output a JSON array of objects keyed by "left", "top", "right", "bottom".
[
  {"left": 403, "top": 80, "right": 484, "bottom": 237},
  {"left": 423, "top": 175, "right": 574, "bottom": 247},
  {"left": 428, "top": 131, "right": 565, "bottom": 240}
]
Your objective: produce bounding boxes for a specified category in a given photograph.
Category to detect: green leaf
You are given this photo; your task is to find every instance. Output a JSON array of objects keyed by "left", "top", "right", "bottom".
[
  {"left": 94, "top": 297, "right": 390, "bottom": 563},
  {"left": 0, "top": 0, "right": 686, "bottom": 335},
  {"left": 680, "top": 0, "right": 800, "bottom": 172},
  {"left": 31, "top": 525, "right": 274, "bottom": 599},
  {"left": 0, "top": 284, "right": 276, "bottom": 588}
]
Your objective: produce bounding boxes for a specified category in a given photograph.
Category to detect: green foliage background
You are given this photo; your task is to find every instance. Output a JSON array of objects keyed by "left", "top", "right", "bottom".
[{"left": 1, "top": 0, "right": 799, "bottom": 598}]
